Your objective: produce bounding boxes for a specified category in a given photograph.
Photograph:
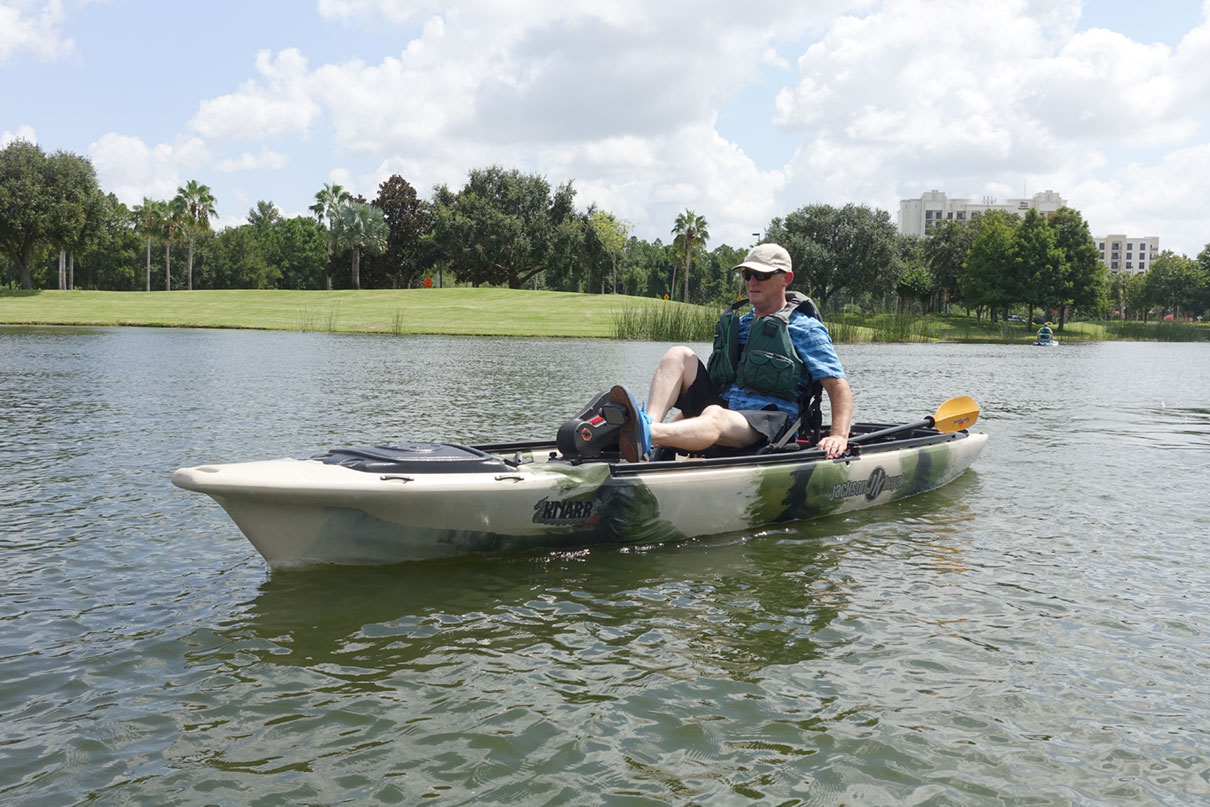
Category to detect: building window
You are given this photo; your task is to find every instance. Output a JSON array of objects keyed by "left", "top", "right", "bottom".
[
  {"left": 1111, "top": 261, "right": 1119, "bottom": 269},
  {"left": 1111, "top": 252, "right": 1119, "bottom": 259},
  {"left": 947, "top": 212, "right": 953, "bottom": 219},
  {"left": 1098, "top": 242, "right": 1104, "bottom": 249},
  {"left": 1127, "top": 243, "right": 1133, "bottom": 250},
  {"left": 957, "top": 212, "right": 965, "bottom": 220},
  {"left": 1112, "top": 242, "right": 1121, "bottom": 250},
  {"left": 1126, "top": 262, "right": 1133, "bottom": 269}
]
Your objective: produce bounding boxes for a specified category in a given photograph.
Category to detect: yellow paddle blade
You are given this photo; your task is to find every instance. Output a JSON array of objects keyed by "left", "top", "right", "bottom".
[{"left": 932, "top": 396, "right": 980, "bottom": 433}]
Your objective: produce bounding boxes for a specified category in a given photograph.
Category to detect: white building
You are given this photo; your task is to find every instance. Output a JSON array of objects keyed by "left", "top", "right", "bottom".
[
  {"left": 1093, "top": 234, "right": 1159, "bottom": 275},
  {"left": 898, "top": 189, "right": 1067, "bottom": 237}
]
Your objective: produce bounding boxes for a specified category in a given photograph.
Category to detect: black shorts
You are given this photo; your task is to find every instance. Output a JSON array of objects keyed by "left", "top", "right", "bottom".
[{"left": 676, "top": 359, "right": 790, "bottom": 447}]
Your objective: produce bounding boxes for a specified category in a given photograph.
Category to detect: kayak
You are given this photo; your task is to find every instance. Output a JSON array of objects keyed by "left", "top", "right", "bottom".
[
  {"left": 173, "top": 404, "right": 987, "bottom": 568},
  {"left": 1034, "top": 333, "right": 1059, "bottom": 346}
]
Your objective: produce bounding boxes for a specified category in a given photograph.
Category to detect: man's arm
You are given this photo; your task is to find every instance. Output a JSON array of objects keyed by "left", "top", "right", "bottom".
[{"left": 816, "top": 376, "right": 852, "bottom": 459}]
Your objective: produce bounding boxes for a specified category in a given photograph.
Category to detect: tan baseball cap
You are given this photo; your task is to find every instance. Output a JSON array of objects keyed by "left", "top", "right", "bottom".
[{"left": 733, "top": 243, "right": 792, "bottom": 274}]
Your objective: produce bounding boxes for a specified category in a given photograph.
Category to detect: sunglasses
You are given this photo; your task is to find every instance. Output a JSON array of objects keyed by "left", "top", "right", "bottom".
[{"left": 741, "top": 269, "right": 779, "bottom": 282}]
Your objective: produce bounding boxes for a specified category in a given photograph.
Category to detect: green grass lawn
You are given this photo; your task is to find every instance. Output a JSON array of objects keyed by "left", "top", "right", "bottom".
[
  {"left": 4, "top": 288, "right": 1206, "bottom": 342},
  {"left": 0, "top": 288, "right": 682, "bottom": 338}
]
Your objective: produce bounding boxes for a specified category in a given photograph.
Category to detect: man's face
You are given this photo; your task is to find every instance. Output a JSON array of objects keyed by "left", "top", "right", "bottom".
[{"left": 744, "top": 269, "right": 788, "bottom": 308}]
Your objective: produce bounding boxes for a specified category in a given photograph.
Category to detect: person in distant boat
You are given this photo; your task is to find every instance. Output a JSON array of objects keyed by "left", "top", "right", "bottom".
[
  {"left": 1037, "top": 321, "right": 1053, "bottom": 340},
  {"left": 610, "top": 243, "right": 853, "bottom": 462}
]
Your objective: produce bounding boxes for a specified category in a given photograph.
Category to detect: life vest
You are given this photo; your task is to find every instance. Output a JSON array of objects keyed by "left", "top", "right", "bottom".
[{"left": 706, "top": 291, "right": 820, "bottom": 402}]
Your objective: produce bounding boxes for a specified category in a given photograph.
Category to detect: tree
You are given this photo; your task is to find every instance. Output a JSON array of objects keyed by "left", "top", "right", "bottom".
[
  {"left": 893, "top": 235, "right": 929, "bottom": 312},
  {"left": 75, "top": 194, "right": 141, "bottom": 290},
  {"left": 670, "top": 209, "right": 709, "bottom": 303},
  {"left": 46, "top": 151, "right": 106, "bottom": 290},
  {"left": 370, "top": 175, "right": 431, "bottom": 288},
  {"left": 247, "top": 200, "right": 283, "bottom": 229},
  {"left": 924, "top": 218, "right": 978, "bottom": 310},
  {"left": 961, "top": 211, "right": 1018, "bottom": 321},
  {"left": 210, "top": 225, "right": 276, "bottom": 288},
  {"left": 1144, "top": 252, "right": 1206, "bottom": 319},
  {"left": 1195, "top": 243, "right": 1210, "bottom": 319},
  {"left": 1048, "top": 207, "right": 1106, "bottom": 323},
  {"left": 158, "top": 196, "right": 188, "bottom": 291},
  {"left": 430, "top": 166, "right": 584, "bottom": 289},
  {"left": 765, "top": 203, "right": 900, "bottom": 309},
  {"left": 0, "top": 140, "right": 103, "bottom": 289},
  {"left": 698, "top": 244, "right": 747, "bottom": 305},
  {"left": 590, "top": 210, "right": 629, "bottom": 294},
  {"left": 622, "top": 236, "right": 676, "bottom": 298},
  {"left": 896, "top": 265, "right": 934, "bottom": 312},
  {"left": 270, "top": 216, "right": 328, "bottom": 290},
  {"left": 131, "top": 198, "right": 163, "bottom": 292},
  {"left": 1013, "top": 209, "right": 1065, "bottom": 327},
  {"left": 1108, "top": 270, "right": 1129, "bottom": 319},
  {"left": 331, "top": 200, "right": 388, "bottom": 289},
  {"left": 1124, "top": 271, "right": 1150, "bottom": 320},
  {"left": 310, "top": 183, "right": 352, "bottom": 290},
  {"left": 177, "top": 180, "right": 216, "bottom": 291}
]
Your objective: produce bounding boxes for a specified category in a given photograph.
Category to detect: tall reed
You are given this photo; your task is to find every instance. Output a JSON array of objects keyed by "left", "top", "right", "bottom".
[
  {"left": 1104, "top": 320, "right": 1210, "bottom": 342},
  {"left": 611, "top": 303, "right": 717, "bottom": 341}
]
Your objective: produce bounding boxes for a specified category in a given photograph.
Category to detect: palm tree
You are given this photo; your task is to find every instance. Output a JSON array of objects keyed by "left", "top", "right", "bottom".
[
  {"left": 310, "top": 183, "right": 352, "bottom": 290},
  {"left": 160, "top": 196, "right": 188, "bottom": 291},
  {"left": 177, "top": 180, "right": 217, "bottom": 291},
  {"left": 671, "top": 209, "right": 709, "bottom": 303},
  {"left": 131, "top": 198, "right": 162, "bottom": 292},
  {"left": 332, "top": 201, "right": 388, "bottom": 290}
]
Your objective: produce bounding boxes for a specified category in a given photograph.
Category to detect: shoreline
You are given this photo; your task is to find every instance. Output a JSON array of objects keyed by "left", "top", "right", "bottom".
[{"left": 3, "top": 288, "right": 1206, "bottom": 343}]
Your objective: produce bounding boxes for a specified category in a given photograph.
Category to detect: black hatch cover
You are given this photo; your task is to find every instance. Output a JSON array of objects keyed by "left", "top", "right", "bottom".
[{"left": 314, "top": 443, "right": 511, "bottom": 474}]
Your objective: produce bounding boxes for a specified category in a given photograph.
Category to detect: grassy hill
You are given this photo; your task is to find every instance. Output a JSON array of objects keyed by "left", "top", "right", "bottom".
[
  {"left": 0, "top": 288, "right": 686, "bottom": 339},
  {"left": 4, "top": 287, "right": 1206, "bottom": 342}
]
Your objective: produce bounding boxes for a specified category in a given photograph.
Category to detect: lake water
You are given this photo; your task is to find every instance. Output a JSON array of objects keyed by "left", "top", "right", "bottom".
[{"left": 2, "top": 326, "right": 1209, "bottom": 805}]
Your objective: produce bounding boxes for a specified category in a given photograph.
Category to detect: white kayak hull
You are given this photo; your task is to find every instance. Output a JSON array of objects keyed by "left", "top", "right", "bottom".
[{"left": 174, "top": 426, "right": 988, "bottom": 568}]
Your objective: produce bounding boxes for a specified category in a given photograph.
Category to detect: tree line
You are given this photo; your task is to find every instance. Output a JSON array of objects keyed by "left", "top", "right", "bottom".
[{"left": 3, "top": 139, "right": 1208, "bottom": 321}]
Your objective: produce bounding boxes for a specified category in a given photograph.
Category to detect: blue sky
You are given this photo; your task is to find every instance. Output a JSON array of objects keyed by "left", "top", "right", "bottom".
[{"left": 4, "top": 0, "right": 1209, "bottom": 257}]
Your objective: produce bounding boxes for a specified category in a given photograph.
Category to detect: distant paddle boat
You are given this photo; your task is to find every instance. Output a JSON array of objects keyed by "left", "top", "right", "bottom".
[{"left": 1034, "top": 322, "right": 1058, "bottom": 346}]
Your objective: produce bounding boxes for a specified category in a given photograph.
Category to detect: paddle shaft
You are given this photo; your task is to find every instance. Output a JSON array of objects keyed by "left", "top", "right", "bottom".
[{"left": 847, "top": 418, "right": 933, "bottom": 446}]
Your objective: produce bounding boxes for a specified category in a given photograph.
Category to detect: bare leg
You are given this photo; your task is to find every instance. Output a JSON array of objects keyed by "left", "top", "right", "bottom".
[
  {"left": 650, "top": 405, "right": 761, "bottom": 452},
  {"left": 646, "top": 345, "right": 701, "bottom": 423}
]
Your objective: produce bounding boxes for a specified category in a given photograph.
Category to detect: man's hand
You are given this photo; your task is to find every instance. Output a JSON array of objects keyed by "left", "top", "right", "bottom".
[
  {"left": 817, "top": 377, "right": 853, "bottom": 459},
  {"left": 817, "top": 433, "right": 848, "bottom": 459}
]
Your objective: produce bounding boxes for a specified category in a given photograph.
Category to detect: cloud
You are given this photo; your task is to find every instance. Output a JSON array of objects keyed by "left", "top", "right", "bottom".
[
  {"left": 1078, "top": 144, "right": 1210, "bottom": 254},
  {"left": 765, "top": 0, "right": 1210, "bottom": 254},
  {"left": 179, "top": 2, "right": 861, "bottom": 245},
  {"left": 2, "top": 124, "right": 38, "bottom": 147},
  {"left": 0, "top": 0, "right": 71, "bottom": 61},
  {"left": 215, "top": 148, "right": 289, "bottom": 173},
  {"left": 189, "top": 49, "right": 320, "bottom": 141},
  {"left": 96, "top": 0, "right": 1210, "bottom": 254},
  {"left": 88, "top": 133, "right": 210, "bottom": 205}
]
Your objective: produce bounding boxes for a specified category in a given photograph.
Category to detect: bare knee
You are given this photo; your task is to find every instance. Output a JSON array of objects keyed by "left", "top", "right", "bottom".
[
  {"left": 703, "top": 404, "right": 760, "bottom": 448},
  {"left": 659, "top": 345, "right": 698, "bottom": 371}
]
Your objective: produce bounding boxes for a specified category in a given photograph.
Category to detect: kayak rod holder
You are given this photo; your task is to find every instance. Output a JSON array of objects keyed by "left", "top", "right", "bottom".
[{"left": 380, "top": 475, "right": 415, "bottom": 483}]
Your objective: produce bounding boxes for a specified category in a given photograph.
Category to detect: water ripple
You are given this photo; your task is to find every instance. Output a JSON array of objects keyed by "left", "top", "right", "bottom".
[{"left": 4, "top": 330, "right": 1210, "bottom": 804}]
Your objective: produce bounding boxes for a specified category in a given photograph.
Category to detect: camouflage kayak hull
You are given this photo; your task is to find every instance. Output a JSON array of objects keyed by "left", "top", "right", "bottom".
[{"left": 173, "top": 425, "right": 987, "bottom": 568}]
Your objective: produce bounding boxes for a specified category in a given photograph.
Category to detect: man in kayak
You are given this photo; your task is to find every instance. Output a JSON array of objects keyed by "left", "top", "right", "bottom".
[
  {"left": 611, "top": 243, "right": 852, "bottom": 462},
  {"left": 1037, "top": 321, "right": 1053, "bottom": 340}
]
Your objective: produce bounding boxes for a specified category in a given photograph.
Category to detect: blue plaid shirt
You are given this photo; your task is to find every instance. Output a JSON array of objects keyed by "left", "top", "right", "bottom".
[{"left": 721, "top": 308, "right": 846, "bottom": 418}]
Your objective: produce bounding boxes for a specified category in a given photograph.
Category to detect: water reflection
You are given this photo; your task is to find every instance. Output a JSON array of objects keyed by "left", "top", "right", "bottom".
[{"left": 230, "top": 532, "right": 858, "bottom": 680}]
